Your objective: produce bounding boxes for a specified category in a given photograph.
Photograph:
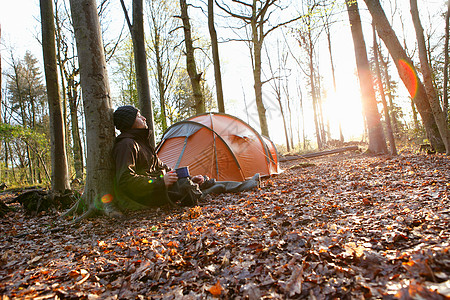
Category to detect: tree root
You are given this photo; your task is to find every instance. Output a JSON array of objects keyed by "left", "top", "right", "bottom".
[
  {"left": 71, "top": 206, "right": 99, "bottom": 223},
  {"left": 60, "top": 197, "right": 82, "bottom": 219},
  {"left": 15, "top": 189, "right": 79, "bottom": 215},
  {"left": 61, "top": 194, "right": 124, "bottom": 223}
]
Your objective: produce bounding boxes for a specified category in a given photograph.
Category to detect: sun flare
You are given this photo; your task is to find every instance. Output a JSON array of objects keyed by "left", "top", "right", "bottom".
[{"left": 325, "top": 85, "right": 365, "bottom": 140}]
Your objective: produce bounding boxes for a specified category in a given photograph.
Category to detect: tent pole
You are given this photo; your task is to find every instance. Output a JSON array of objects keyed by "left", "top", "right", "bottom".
[
  {"left": 175, "top": 137, "right": 189, "bottom": 169},
  {"left": 209, "top": 113, "right": 220, "bottom": 179}
]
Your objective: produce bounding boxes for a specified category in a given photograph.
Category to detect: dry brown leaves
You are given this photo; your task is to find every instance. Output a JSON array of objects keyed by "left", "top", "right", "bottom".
[{"left": 0, "top": 152, "right": 449, "bottom": 299}]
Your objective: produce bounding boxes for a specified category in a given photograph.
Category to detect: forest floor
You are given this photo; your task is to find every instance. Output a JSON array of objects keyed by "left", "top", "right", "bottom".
[{"left": 0, "top": 150, "right": 449, "bottom": 299}]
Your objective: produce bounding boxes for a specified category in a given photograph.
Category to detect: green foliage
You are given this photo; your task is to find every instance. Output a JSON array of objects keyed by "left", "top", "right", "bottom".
[
  {"left": 110, "top": 38, "right": 139, "bottom": 107},
  {"left": 0, "top": 123, "right": 48, "bottom": 149},
  {"left": 165, "top": 69, "right": 216, "bottom": 127},
  {"left": 6, "top": 51, "right": 47, "bottom": 128},
  {"left": 0, "top": 123, "right": 50, "bottom": 186},
  {"left": 2, "top": 51, "right": 53, "bottom": 187}
]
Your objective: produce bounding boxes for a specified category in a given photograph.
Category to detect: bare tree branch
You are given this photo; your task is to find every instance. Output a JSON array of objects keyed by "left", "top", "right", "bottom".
[
  {"left": 216, "top": 0, "right": 251, "bottom": 20},
  {"left": 104, "top": 23, "right": 126, "bottom": 63},
  {"left": 231, "top": 0, "right": 253, "bottom": 9},
  {"left": 264, "top": 15, "right": 303, "bottom": 38},
  {"left": 119, "top": 0, "right": 133, "bottom": 33}
]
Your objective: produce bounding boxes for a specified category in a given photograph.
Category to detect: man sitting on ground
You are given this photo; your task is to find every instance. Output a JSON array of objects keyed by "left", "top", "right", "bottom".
[{"left": 112, "top": 105, "right": 260, "bottom": 210}]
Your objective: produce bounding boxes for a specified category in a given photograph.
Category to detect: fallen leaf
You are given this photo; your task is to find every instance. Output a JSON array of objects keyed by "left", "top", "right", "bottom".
[
  {"left": 27, "top": 255, "right": 42, "bottom": 265},
  {"left": 208, "top": 280, "right": 223, "bottom": 296},
  {"left": 285, "top": 265, "right": 303, "bottom": 297}
]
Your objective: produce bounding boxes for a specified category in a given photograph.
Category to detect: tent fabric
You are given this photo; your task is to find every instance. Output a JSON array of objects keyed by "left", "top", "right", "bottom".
[
  {"left": 156, "top": 112, "right": 282, "bottom": 181},
  {"left": 163, "top": 121, "right": 203, "bottom": 138}
]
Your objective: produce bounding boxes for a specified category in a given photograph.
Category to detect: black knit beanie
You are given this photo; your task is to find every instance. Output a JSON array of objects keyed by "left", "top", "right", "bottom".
[{"left": 113, "top": 105, "right": 138, "bottom": 131}]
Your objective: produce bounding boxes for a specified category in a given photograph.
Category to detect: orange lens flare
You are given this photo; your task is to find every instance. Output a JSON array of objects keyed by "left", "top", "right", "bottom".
[
  {"left": 398, "top": 59, "right": 418, "bottom": 98},
  {"left": 101, "top": 194, "right": 113, "bottom": 203}
]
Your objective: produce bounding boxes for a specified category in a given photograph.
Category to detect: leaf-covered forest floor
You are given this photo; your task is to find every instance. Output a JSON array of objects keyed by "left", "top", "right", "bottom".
[{"left": 1, "top": 151, "right": 449, "bottom": 299}]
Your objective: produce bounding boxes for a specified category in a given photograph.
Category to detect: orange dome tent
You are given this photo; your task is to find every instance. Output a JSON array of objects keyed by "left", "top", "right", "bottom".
[{"left": 156, "top": 113, "right": 281, "bottom": 181}]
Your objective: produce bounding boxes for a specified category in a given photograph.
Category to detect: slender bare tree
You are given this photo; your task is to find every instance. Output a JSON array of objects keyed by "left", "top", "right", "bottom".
[
  {"left": 294, "top": 1, "right": 324, "bottom": 149},
  {"left": 53, "top": 0, "right": 70, "bottom": 177},
  {"left": 378, "top": 52, "right": 400, "bottom": 136},
  {"left": 346, "top": 0, "right": 387, "bottom": 154},
  {"left": 53, "top": 0, "right": 85, "bottom": 181},
  {"left": 121, "top": 0, "right": 156, "bottom": 147},
  {"left": 178, "top": 0, "right": 205, "bottom": 114},
  {"left": 40, "top": 0, "right": 71, "bottom": 191},
  {"left": 216, "top": 0, "right": 302, "bottom": 138},
  {"left": 208, "top": 0, "right": 225, "bottom": 113},
  {"left": 265, "top": 41, "right": 291, "bottom": 152},
  {"left": 372, "top": 23, "right": 397, "bottom": 155},
  {"left": 321, "top": 1, "right": 344, "bottom": 143}
]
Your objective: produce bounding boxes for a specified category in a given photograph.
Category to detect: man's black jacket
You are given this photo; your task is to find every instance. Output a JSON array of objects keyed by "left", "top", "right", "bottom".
[{"left": 113, "top": 128, "right": 171, "bottom": 209}]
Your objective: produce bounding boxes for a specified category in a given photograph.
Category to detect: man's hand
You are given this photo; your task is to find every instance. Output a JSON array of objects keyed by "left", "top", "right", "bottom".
[
  {"left": 191, "top": 175, "right": 205, "bottom": 185},
  {"left": 163, "top": 171, "right": 178, "bottom": 187}
]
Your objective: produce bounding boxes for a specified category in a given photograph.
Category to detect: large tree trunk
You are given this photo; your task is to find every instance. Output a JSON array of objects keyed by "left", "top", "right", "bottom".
[
  {"left": 180, "top": 0, "right": 205, "bottom": 115},
  {"left": 346, "top": 0, "right": 387, "bottom": 154},
  {"left": 410, "top": 0, "right": 450, "bottom": 154},
  {"left": 363, "top": 0, "right": 445, "bottom": 153},
  {"left": 373, "top": 23, "right": 397, "bottom": 155},
  {"left": 132, "top": 0, "right": 156, "bottom": 147},
  {"left": 68, "top": 0, "right": 116, "bottom": 218},
  {"left": 40, "top": 0, "right": 71, "bottom": 192},
  {"left": 208, "top": 0, "right": 225, "bottom": 113}
]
